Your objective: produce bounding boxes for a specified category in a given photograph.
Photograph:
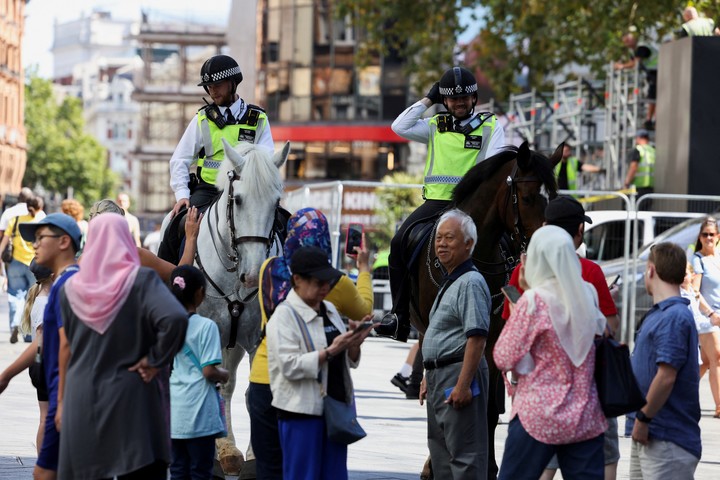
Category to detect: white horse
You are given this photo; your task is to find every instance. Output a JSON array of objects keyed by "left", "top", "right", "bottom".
[{"left": 173, "top": 139, "right": 289, "bottom": 474}]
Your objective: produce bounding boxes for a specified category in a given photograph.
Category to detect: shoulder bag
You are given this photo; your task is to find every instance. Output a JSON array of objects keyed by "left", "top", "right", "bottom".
[
  {"left": 594, "top": 336, "right": 646, "bottom": 417},
  {"left": 283, "top": 304, "right": 367, "bottom": 445},
  {"left": 1, "top": 217, "right": 18, "bottom": 263}
]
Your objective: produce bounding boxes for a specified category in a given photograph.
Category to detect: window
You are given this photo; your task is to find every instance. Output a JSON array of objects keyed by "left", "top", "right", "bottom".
[{"left": 584, "top": 220, "right": 643, "bottom": 262}]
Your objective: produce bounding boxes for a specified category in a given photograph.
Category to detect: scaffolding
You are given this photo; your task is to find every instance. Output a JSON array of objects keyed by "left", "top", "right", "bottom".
[
  {"left": 502, "top": 64, "right": 646, "bottom": 192},
  {"left": 603, "top": 62, "right": 644, "bottom": 190},
  {"left": 504, "top": 89, "right": 554, "bottom": 149}
]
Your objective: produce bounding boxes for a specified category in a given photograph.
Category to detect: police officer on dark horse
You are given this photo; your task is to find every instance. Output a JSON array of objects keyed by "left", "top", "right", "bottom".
[
  {"left": 379, "top": 66, "right": 506, "bottom": 341},
  {"left": 160, "top": 54, "right": 288, "bottom": 263}
]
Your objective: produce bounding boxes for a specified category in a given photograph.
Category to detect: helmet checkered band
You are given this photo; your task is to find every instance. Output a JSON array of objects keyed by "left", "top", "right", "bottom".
[
  {"left": 439, "top": 83, "right": 478, "bottom": 96},
  {"left": 206, "top": 66, "right": 242, "bottom": 83}
]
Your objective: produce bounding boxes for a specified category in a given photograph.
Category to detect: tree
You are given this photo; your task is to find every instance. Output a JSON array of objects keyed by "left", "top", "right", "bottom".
[
  {"left": 371, "top": 172, "right": 423, "bottom": 249},
  {"left": 336, "top": 0, "right": 720, "bottom": 100},
  {"left": 24, "top": 74, "right": 117, "bottom": 207}
]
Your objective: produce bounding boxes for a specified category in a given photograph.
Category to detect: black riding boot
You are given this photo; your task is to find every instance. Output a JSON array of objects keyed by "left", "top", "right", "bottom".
[{"left": 375, "top": 263, "right": 411, "bottom": 342}]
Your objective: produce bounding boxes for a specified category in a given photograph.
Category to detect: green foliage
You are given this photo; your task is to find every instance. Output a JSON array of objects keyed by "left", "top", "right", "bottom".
[
  {"left": 370, "top": 172, "right": 423, "bottom": 248},
  {"left": 336, "top": 0, "right": 720, "bottom": 101},
  {"left": 335, "top": 0, "right": 478, "bottom": 93},
  {"left": 24, "top": 74, "right": 117, "bottom": 207}
]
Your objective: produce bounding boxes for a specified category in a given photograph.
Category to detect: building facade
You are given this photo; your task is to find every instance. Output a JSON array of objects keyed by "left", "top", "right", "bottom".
[
  {"left": 0, "top": 0, "right": 28, "bottom": 200},
  {"left": 248, "top": 0, "right": 410, "bottom": 185},
  {"left": 131, "top": 19, "right": 226, "bottom": 212},
  {"left": 51, "top": 11, "right": 141, "bottom": 198}
]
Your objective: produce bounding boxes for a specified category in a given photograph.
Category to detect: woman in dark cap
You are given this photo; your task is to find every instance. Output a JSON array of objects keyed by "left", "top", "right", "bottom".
[
  {"left": 266, "top": 246, "right": 375, "bottom": 480},
  {"left": 0, "top": 259, "right": 53, "bottom": 454}
]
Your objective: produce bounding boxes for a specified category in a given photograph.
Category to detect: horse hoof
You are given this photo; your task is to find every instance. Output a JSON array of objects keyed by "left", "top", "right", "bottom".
[
  {"left": 219, "top": 453, "right": 245, "bottom": 476},
  {"left": 420, "top": 457, "right": 433, "bottom": 480}
]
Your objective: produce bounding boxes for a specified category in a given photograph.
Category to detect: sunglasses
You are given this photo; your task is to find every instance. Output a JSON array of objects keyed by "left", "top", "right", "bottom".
[{"left": 701, "top": 232, "right": 716, "bottom": 238}]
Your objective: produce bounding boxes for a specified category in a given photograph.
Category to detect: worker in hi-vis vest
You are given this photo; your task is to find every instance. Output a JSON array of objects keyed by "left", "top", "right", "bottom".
[
  {"left": 379, "top": 66, "right": 505, "bottom": 342},
  {"left": 554, "top": 144, "right": 604, "bottom": 191},
  {"left": 624, "top": 129, "right": 656, "bottom": 209}
]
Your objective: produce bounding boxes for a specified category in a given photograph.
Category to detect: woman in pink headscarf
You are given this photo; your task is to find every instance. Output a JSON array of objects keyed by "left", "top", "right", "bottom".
[{"left": 55, "top": 213, "right": 188, "bottom": 480}]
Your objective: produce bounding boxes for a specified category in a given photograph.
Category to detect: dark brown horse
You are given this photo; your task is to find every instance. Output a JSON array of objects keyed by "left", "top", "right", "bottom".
[{"left": 410, "top": 141, "right": 562, "bottom": 478}]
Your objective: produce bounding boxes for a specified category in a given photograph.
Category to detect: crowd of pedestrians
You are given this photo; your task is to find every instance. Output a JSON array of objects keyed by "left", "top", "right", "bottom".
[{"left": 0, "top": 183, "right": 717, "bottom": 480}]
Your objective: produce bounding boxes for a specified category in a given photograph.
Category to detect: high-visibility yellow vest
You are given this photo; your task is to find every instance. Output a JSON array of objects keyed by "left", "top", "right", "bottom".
[
  {"left": 554, "top": 156, "right": 579, "bottom": 190},
  {"left": 423, "top": 113, "right": 497, "bottom": 200},
  {"left": 196, "top": 106, "right": 267, "bottom": 184},
  {"left": 682, "top": 17, "right": 715, "bottom": 37},
  {"left": 633, "top": 144, "right": 655, "bottom": 188},
  {"left": 638, "top": 43, "right": 659, "bottom": 70}
]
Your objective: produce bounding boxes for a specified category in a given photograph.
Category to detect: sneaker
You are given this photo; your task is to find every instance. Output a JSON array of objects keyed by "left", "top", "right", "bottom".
[
  {"left": 391, "top": 373, "right": 410, "bottom": 394},
  {"left": 9, "top": 327, "right": 18, "bottom": 344},
  {"left": 23, "top": 334, "right": 32, "bottom": 343}
]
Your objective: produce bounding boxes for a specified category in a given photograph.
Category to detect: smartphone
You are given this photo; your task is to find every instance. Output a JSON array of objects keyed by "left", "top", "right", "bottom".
[
  {"left": 607, "top": 275, "right": 621, "bottom": 288},
  {"left": 501, "top": 285, "right": 522, "bottom": 304},
  {"left": 345, "top": 223, "right": 363, "bottom": 255},
  {"left": 353, "top": 321, "right": 374, "bottom": 333}
]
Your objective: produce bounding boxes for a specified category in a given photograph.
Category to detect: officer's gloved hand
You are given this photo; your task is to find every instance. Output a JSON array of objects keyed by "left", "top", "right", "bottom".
[{"left": 425, "top": 82, "right": 442, "bottom": 104}]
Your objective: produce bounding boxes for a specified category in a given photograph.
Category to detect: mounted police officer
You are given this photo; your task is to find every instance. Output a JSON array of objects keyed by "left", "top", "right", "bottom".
[
  {"left": 378, "top": 66, "right": 505, "bottom": 341},
  {"left": 169, "top": 54, "right": 274, "bottom": 217}
]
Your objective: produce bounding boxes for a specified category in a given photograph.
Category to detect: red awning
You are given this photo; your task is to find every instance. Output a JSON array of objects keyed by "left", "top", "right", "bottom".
[{"left": 271, "top": 124, "right": 408, "bottom": 143}]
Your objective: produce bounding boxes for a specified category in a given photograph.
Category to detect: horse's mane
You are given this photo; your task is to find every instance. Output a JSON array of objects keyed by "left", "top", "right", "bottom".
[
  {"left": 215, "top": 143, "right": 283, "bottom": 197},
  {"left": 452, "top": 146, "right": 558, "bottom": 204}
]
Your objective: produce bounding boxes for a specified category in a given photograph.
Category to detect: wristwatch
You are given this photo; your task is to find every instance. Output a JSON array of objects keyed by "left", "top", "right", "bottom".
[{"left": 636, "top": 410, "right": 652, "bottom": 423}]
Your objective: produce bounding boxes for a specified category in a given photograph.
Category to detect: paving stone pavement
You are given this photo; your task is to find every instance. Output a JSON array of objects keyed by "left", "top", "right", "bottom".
[{"left": 1, "top": 292, "right": 719, "bottom": 479}]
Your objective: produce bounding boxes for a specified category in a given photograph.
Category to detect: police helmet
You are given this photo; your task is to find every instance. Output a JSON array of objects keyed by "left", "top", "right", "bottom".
[
  {"left": 438, "top": 67, "right": 478, "bottom": 98},
  {"left": 197, "top": 55, "right": 243, "bottom": 90}
]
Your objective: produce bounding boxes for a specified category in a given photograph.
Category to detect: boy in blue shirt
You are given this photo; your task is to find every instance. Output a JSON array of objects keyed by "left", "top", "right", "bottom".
[{"left": 20, "top": 214, "right": 81, "bottom": 480}]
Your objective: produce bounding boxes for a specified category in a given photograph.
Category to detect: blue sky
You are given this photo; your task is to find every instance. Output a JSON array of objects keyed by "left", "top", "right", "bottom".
[{"left": 23, "top": 0, "right": 231, "bottom": 78}]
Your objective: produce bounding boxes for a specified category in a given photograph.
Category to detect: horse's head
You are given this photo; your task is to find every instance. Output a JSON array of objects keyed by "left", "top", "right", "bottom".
[
  {"left": 506, "top": 141, "right": 562, "bottom": 248},
  {"left": 217, "top": 138, "right": 289, "bottom": 291}
]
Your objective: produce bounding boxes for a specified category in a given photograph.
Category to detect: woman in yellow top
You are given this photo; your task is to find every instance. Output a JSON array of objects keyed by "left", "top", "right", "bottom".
[
  {"left": 0, "top": 197, "right": 41, "bottom": 343},
  {"left": 248, "top": 207, "right": 373, "bottom": 479}
]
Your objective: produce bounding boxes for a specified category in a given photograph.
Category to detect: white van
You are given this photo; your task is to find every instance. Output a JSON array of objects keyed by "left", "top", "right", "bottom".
[{"left": 582, "top": 210, "right": 704, "bottom": 264}]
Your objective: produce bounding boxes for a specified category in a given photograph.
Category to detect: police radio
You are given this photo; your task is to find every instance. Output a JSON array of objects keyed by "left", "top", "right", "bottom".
[
  {"left": 202, "top": 98, "right": 227, "bottom": 129},
  {"left": 457, "top": 113, "right": 487, "bottom": 135}
]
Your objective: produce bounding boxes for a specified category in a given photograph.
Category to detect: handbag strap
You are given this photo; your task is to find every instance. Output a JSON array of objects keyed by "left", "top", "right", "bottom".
[
  {"left": 280, "top": 303, "right": 324, "bottom": 390},
  {"left": 282, "top": 304, "right": 316, "bottom": 352}
]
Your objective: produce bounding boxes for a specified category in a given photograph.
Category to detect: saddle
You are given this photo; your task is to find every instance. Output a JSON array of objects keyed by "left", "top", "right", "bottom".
[{"left": 399, "top": 213, "right": 441, "bottom": 271}]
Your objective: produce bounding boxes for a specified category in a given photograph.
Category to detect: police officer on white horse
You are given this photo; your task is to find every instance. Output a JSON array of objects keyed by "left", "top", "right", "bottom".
[
  {"left": 378, "top": 66, "right": 505, "bottom": 342},
  {"left": 169, "top": 54, "right": 275, "bottom": 216}
]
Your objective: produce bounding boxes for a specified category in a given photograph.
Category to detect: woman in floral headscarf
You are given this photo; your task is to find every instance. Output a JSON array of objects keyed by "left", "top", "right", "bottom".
[{"left": 247, "top": 207, "right": 373, "bottom": 479}]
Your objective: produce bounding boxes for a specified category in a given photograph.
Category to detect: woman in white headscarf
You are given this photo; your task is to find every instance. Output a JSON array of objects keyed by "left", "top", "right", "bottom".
[{"left": 495, "top": 225, "right": 607, "bottom": 480}]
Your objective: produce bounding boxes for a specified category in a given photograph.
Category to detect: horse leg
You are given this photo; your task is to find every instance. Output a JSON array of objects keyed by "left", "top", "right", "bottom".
[{"left": 217, "top": 346, "right": 246, "bottom": 475}]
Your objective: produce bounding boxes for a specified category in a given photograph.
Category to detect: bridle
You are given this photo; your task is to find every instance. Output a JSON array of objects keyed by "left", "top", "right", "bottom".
[
  {"left": 503, "top": 162, "right": 545, "bottom": 253},
  {"left": 203, "top": 169, "right": 278, "bottom": 275},
  {"left": 195, "top": 168, "right": 282, "bottom": 348}
]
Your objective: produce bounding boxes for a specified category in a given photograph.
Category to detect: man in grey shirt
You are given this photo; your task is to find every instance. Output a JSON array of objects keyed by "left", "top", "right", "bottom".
[{"left": 419, "top": 209, "right": 491, "bottom": 479}]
